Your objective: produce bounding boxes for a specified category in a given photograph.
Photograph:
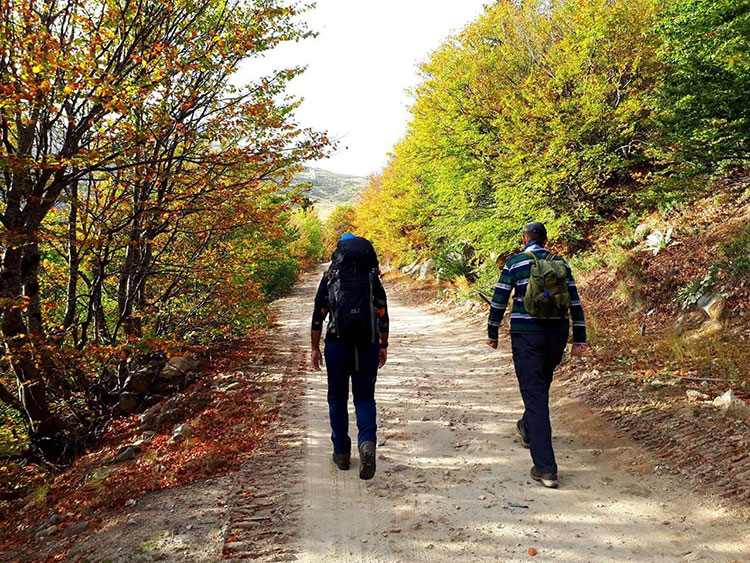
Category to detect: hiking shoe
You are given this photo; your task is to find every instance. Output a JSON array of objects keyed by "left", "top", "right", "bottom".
[
  {"left": 332, "top": 453, "right": 350, "bottom": 471},
  {"left": 530, "top": 466, "right": 558, "bottom": 488},
  {"left": 358, "top": 441, "right": 376, "bottom": 480},
  {"left": 516, "top": 420, "right": 530, "bottom": 448}
]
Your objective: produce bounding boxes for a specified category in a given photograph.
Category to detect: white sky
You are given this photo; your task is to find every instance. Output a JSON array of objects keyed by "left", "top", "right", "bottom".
[{"left": 237, "top": 1, "right": 490, "bottom": 177}]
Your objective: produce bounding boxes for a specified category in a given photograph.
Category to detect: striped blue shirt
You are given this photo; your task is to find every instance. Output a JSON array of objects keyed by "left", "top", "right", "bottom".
[{"left": 488, "top": 242, "right": 587, "bottom": 343}]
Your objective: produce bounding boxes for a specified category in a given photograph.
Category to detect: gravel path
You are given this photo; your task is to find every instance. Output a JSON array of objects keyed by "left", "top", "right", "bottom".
[
  {"left": 243, "top": 268, "right": 749, "bottom": 563},
  {"left": 64, "top": 268, "right": 747, "bottom": 562}
]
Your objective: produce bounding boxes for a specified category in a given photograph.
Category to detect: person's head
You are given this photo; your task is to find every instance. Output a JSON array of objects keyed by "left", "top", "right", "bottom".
[{"left": 522, "top": 222, "right": 547, "bottom": 246}]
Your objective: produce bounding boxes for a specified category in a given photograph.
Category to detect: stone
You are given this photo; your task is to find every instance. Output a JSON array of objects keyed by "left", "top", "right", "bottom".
[
  {"left": 139, "top": 431, "right": 156, "bottom": 443},
  {"left": 27, "top": 522, "right": 47, "bottom": 536},
  {"left": 35, "top": 525, "right": 58, "bottom": 539},
  {"left": 62, "top": 521, "right": 90, "bottom": 537},
  {"left": 139, "top": 402, "right": 164, "bottom": 427},
  {"left": 686, "top": 389, "right": 710, "bottom": 401},
  {"left": 129, "top": 352, "right": 167, "bottom": 374},
  {"left": 112, "top": 444, "right": 142, "bottom": 463},
  {"left": 151, "top": 380, "right": 178, "bottom": 394},
  {"left": 119, "top": 392, "right": 138, "bottom": 413},
  {"left": 46, "top": 513, "right": 63, "bottom": 525},
  {"left": 726, "top": 400, "right": 750, "bottom": 422},
  {"left": 675, "top": 311, "right": 707, "bottom": 335},
  {"left": 713, "top": 389, "right": 735, "bottom": 408},
  {"left": 170, "top": 423, "right": 191, "bottom": 443},
  {"left": 124, "top": 368, "right": 155, "bottom": 393},
  {"left": 160, "top": 356, "right": 200, "bottom": 379},
  {"left": 697, "top": 293, "right": 724, "bottom": 321},
  {"left": 686, "top": 319, "right": 723, "bottom": 340},
  {"left": 84, "top": 466, "right": 116, "bottom": 488},
  {"left": 709, "top": 390, "right": 750, "bottom": 420},
  {"left": 418, "top": 259, "right": 436, "bottom": 280},
  {"left": 401, "top": 262, "right": 417, "bottom": 275},
  {"left": 186, "top": 395, "right": 210, "bottom": 411}
]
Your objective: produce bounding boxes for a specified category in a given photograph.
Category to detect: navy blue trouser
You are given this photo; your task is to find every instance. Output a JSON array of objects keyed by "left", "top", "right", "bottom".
[
  {"left": 511, "top": 332, "right": 568, "bottom": 474},
  {"left": 324, "top": 339, "right": 379, "bottom": 454}
]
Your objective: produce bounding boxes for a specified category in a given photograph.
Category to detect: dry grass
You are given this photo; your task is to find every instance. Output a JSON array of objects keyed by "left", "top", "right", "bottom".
[{"left": 575, "top": 182, "right": 750, "bottom": 389}]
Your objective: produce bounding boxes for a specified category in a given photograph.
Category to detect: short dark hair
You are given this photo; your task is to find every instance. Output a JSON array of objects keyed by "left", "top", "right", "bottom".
[{"left": 523, "top": 222, "right": 547, "bottom": 243}]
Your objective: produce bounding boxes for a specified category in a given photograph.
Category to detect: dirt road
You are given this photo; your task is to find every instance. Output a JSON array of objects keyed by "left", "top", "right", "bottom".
[{"left": 230, "top": 269, "right": 749, "bottom": 563}]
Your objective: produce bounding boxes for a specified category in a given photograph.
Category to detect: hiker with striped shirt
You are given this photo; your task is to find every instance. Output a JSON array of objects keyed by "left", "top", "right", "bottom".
[{"left": 487, "top": 222, "right": 587, "bottom": 488}]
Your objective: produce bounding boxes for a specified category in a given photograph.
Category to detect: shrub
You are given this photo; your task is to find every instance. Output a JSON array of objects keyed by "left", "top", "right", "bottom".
[
  {"left": 289, "top": 207, "right": 326, "bottom": 266},
  {"left": 261, "top": 258, "right": 300, "bottom": 302},
  {"left": 676, "top": 268, "right": 719, "bottom": 309},
  {"left": 723, "top": 223, "right": 750, "bottom": 278}
]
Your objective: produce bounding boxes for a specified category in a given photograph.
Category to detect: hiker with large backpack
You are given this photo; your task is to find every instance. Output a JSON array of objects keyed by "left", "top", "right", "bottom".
[
  {"left": 310, "top": 234, "right": 389, "bottom": 480},
  {"left": 486, "top": 222, "right": 587, "bottom": 488}
]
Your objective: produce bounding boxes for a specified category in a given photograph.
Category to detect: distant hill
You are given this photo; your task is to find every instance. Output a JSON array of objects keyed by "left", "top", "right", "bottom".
[{"left": 292, "top": 168, "right": 369, "bottom": 219}]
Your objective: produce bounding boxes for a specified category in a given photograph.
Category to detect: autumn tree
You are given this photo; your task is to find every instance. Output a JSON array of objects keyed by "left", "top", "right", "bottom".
[
  {"left": 0, "top": 0, "right": 326, "bottom": 462},
  {"left": 354, "top": 0, "right": 663, "bottom": 284},
  {"left": 322, "top": 204, "right": 355, "bottom": 254}
]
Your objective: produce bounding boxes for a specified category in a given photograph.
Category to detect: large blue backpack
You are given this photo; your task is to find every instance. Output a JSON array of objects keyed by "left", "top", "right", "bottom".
[{"left": 327, "top": 237, "right": 380, "bottom": 343}]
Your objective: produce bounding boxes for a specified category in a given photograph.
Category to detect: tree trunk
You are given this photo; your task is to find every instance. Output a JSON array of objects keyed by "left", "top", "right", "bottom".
[
  {"left": 21, "top": 237, "right": 44, "bottom": 337},
  {"left": 63, "top": 181, "right": 80, "bottom": 333},
  {"left": 1, "top": 243, "right": 65, "bottom": 461},
  {"left": 91, "top": 263, "right": 112, "bottom": 345}
]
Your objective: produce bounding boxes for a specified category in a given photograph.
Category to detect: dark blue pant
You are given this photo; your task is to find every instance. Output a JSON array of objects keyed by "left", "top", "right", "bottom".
[
  {"left": 324, "top": 340, "right": 379, "bottom": 454},
  {"left": 511, "top": 332, "right": 568, "bottom": 474}
]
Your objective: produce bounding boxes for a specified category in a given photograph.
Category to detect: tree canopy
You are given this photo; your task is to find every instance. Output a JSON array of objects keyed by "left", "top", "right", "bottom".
[
  {"left": 353, "top": 0, "right": 748, "bottom": 286},
  {"left": 0, "top": 0, "right": 327, "bottom": 462}
]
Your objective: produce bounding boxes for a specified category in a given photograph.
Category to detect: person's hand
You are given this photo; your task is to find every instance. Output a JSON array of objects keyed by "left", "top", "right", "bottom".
[
  {"left": 487, "top": 339, "right": 498, "bottom": 349},
  {"left": 379, "top": 347, "right": 388, "bottom": 368},
  {"left": 311, "top": 347, "right": 323, "bottom": 371},
  {"left": 570, "top": 343, "right": 587, "bottom": 357}
]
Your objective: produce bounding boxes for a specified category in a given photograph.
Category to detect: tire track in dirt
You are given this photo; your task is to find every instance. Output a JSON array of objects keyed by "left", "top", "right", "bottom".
[
  {"left": 220, "top": 272, "right": 318, "bottom": 561},
  {"left": 227, "top": 268, "right": 750, "bottom": 562}
]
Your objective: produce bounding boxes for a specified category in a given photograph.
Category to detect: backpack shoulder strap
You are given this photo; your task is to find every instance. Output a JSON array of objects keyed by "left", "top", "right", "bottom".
[
  {"left": 524, "top": 250, "right": 547, "bottom": 288},
  {"left": 524, "top": 250, "right": 543, "bottom": 269}
]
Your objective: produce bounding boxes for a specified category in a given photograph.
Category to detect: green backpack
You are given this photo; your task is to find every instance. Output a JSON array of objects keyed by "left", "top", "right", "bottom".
[{"left": 523, "top": 251, "right": 571, "bottom": 318}]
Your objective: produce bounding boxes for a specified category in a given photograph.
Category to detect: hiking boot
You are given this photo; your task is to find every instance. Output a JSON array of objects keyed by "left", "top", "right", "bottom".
[
  {"left": 516, "top": 420, "right": 530, "bottom": 448},
  {"left": 358, "top": 441, "right": 376, "bottom": 480},
  {"left": 332, "top": 453, "right": 350, "bottom": 471},
  {"left": 530, "top": 466, "right": 558, "bottom": 488}
]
